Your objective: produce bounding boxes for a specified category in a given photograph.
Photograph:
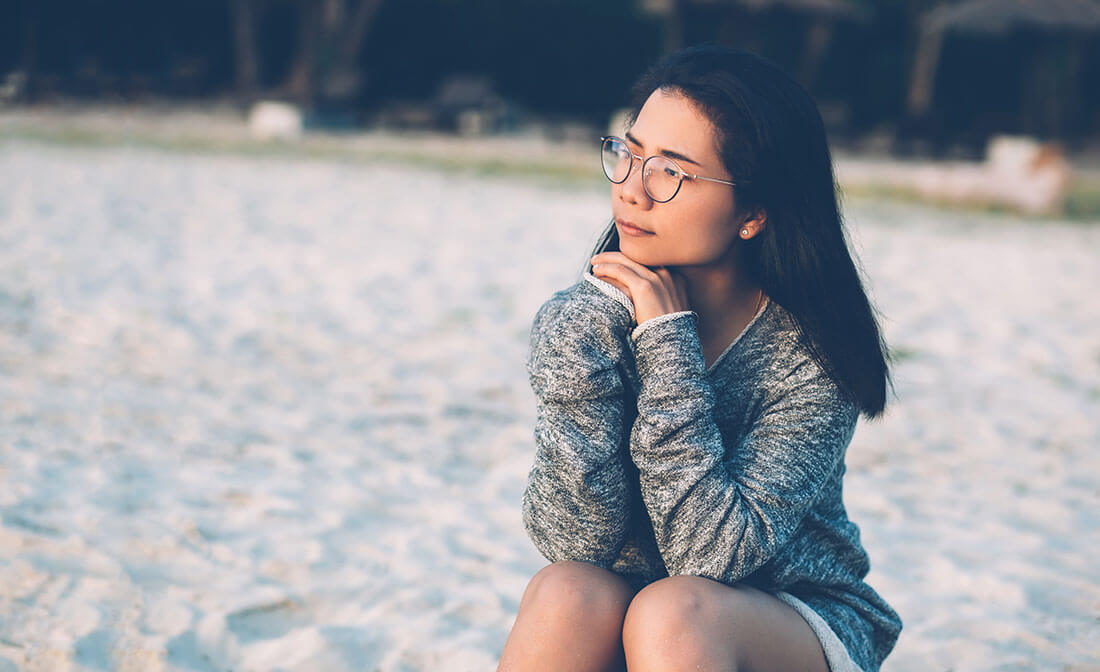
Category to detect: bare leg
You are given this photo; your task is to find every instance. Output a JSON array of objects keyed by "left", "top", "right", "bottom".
[
  {"left": 498, "top": 561, "right": 639, "bottom": 672},
  {"left": 622, "top": 576, "right": 830, "bottom": 672}
]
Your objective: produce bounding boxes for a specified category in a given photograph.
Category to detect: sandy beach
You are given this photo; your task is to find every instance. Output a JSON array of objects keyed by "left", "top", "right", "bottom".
[{"left": 0, "top": 139, "right": 1097, "bottom": 671}]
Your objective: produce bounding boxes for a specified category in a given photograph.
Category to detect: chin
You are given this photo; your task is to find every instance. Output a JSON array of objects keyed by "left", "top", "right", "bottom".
[{"left": 616, "top": 240, "right": 659, "bottom": 267}]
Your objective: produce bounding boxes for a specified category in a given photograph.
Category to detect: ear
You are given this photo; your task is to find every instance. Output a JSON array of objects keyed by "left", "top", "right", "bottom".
[{"left": 737, "top": 208, "right": 767, "bottom": 240}]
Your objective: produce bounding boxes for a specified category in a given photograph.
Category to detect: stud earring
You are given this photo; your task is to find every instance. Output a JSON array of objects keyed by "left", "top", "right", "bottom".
[{"left": 741, "top": 228, "right": 749, "bottom": 237}]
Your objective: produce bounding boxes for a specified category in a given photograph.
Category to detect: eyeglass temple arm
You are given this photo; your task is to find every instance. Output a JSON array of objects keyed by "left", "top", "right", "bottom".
[{"left": 691, "top": 174, "right": 737, "bottom": 187}]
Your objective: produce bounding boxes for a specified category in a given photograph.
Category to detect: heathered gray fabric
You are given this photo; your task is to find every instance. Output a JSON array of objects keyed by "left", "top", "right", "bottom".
[{"left": 522, "top": 272, "right": 902, "bottom": 672}]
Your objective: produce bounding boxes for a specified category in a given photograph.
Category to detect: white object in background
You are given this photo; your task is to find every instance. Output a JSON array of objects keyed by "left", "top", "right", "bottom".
[
  {"left": 984, "top": 135, "right": 1070, "bottom": 216},
  {"left": 248, "top": 101, "right": 303, "bottom": 142},
  {"left": 904, "top": 135, "right": 1071, "bottom": 216}
]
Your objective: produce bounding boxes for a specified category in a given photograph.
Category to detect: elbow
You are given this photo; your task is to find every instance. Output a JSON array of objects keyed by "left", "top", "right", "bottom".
[
  {"left": 521, "top": 486, "right": 626, "bottom": 569},
  {"left": 520, "top": 486, "right": 550, "bottom": 553}
]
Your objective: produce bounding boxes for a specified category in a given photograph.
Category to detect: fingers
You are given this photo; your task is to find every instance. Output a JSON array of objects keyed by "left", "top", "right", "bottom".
[
  {"left": 653, "top": 266, "right": 688, "bottom": 304},
  {"left": 591, "top": 253, "right": 660, "bottom": 299},
  {"left": 591, "top": 254, "right": 691, "bottom": 323},
  {"left": 591, "top": 260, "right": 643, "bottom": 299},
  {"left": 653, "top": 267, "right": 674, "bottom": 284},
  {"left": 591, "top": 252, "right": 659, "bottom": 282},
  {"left": 652, "top": 267, "right": 677, "bottom": 302},
  {"left": 592, "top": 253, "right": 682, "bottom": 292},
  {"left": 596, "top": 271, "right": 633, "bottom": 299}
]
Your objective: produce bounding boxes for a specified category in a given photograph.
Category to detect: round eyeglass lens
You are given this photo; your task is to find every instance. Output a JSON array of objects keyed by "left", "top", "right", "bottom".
[
  {"left": 601, "top": 137, "right": 632, "bottom": 183},
  {"left": 642, "top": 156, "right": 683, "bottom": 202}
]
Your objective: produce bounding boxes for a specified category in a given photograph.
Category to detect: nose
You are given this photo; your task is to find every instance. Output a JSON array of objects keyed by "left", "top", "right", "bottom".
[{"left": 618, "top": 157, "right": 651, "bottom": 208}]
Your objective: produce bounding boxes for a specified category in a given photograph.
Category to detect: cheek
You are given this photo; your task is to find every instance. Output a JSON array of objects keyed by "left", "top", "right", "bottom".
[{"left": 670, "top": 206, "right": 737, "bottom": 261}]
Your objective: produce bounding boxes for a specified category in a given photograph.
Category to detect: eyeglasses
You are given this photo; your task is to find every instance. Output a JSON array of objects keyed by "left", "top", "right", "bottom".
[{"left": 600, "top": 135, "right": 737, "bottom": 203}]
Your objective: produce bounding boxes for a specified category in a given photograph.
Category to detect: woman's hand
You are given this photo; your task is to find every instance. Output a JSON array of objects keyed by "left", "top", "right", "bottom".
[{"left": 590, "top": 252, "right": 690, "bottom": 325}]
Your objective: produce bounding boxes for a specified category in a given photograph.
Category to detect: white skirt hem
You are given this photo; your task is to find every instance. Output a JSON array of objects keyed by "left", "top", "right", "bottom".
[{"left": 774, "top": 591, "right": 866, "bottom": 672}]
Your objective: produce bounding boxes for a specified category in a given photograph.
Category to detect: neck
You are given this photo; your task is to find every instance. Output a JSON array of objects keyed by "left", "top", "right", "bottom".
[{"left": 675, "top": 248, "right": 762, "bottom": 341}]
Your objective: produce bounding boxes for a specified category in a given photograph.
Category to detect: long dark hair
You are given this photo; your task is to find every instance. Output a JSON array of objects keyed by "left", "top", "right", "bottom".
[{"left": 592, "top": 44, "right": 892, "bottom": 418}]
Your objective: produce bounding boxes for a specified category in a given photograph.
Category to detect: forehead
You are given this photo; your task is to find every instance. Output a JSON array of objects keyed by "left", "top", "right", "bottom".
[{"left": 630, "top": 89, "right": 721, "bottom": 166}]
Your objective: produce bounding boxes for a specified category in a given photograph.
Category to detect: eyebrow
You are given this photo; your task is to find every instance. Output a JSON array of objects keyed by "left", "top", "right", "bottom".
[{"left": 624, "top": 131, "right": 702, "bottom": 167}]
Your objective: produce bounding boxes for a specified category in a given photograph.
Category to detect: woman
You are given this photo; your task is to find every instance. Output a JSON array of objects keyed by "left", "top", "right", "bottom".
[{"left": 499, "top": 45, "right": 902, "bottom": 672}]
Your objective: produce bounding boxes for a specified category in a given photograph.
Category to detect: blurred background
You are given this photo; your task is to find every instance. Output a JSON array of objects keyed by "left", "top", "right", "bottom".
[
  {"left": 0, "top": 2, "right": 1098, "bottom": 671},
  {"left": 3, "top": 0, "right": 1100, "bottom": 149},
  {"left": 4, "top": 0, "right": 1100, "bottom": 214},
  {"left": 2, "top": 0, "right": 1100, "bottom": 149}
]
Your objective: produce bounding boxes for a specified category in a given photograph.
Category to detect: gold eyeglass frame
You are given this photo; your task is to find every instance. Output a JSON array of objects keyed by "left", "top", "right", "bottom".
[{"left": 600, "top": 135, "right": 738, "bottom": 203}]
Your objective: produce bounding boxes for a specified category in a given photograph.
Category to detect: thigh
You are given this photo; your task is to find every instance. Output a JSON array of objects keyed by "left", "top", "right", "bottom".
[
  {"left": 717, "top": 582, "right": 830, "bottom": 672},
  {"left": 622, "top": 576, "right": 829, "bottom": 672}
]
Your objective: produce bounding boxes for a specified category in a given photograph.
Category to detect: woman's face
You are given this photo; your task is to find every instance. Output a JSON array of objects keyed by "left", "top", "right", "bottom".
[{"left": 611, "top": 88, "right": 740, "bottom": 269}]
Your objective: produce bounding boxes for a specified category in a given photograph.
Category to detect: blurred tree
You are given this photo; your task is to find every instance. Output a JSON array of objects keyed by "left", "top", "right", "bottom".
[
  {"left": 900, "top": 0, "right": 1100, "bottom": 151},
  {"left": 231, "top": 0, "right": 261, "bottom": 101},
  {"left": 285, "top": 0, "right": 385, "bottom": 108},
  {"left": 229, "top": 0, "right": 385, "bottom": 111},
  {"left": 644, "top": 0, "right": 866, "bottom": 89}
]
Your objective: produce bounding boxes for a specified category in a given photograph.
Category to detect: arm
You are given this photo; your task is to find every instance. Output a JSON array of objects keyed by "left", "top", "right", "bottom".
[
  {"left": 521, "top": 277, "right": 637, "bottom": 569},
  {"left": 627, "top": 312, "right": 858, "bottom": 583}
]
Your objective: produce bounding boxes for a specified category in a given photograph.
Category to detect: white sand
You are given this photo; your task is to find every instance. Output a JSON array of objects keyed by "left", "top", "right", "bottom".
[{"left": 0, "top": 141, "right": 1097, "bottom": 671}]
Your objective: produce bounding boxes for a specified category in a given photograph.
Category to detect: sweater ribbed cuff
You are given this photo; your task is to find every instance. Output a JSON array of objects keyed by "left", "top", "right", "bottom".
[
  {"left": 582, "top": 272, "right": 636, "bottom": 324},
  {"left": 631, "top": 310, "right": 696, "bottom": 343}
]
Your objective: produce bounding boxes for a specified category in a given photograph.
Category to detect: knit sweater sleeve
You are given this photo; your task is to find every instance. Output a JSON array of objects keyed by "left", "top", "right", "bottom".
[
  {"left": 521, "top": 276, "right": 636, "bottom": 569},
  {"left": 627, "top": 311, "right": 859, "bottom": 583}
]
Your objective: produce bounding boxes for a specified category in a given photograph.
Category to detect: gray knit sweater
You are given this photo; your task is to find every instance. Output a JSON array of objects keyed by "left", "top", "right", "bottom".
[{"left": 522, "top": 272, "right": 902, "bottom": 672}]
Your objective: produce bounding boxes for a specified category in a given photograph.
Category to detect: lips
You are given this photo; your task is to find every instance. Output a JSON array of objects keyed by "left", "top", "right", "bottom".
[{"left": 616, "top": 219, "right": 653, "bottom": 235}]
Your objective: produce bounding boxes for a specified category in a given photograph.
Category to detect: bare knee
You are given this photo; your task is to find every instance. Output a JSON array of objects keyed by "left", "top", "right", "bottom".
[
  {"left": 622, "top": 577, "right": 829, "bottom": 672},
  {"left": 499, "top": 562, "right": 636, "bottom": 672},
  {"left": 528, "top": 561, "right": 637, "bottom": 620},
  {"left": 622, "top": 576, "right": 740, "bottom": 671},
  {"left": 623, "top": 575, "right": 719, "bottom": 641}
]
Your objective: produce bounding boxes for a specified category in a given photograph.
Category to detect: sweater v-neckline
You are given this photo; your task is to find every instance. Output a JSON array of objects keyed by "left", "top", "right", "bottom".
[{"left": 705, "top": 297, "right": 770, "bottom": 374}]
